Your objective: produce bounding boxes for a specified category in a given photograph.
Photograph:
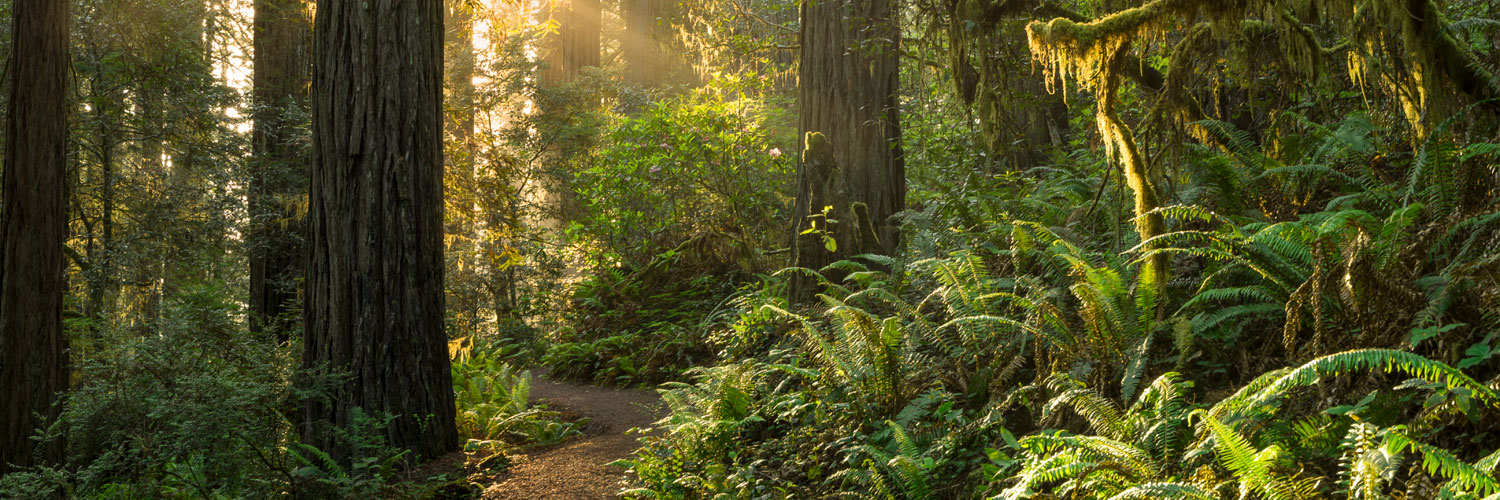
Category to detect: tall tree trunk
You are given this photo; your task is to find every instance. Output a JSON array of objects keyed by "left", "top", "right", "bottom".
[
  {"left": 622, "top": 0, "right": 663, "bottom": 87},
  {"left": 445, "top": 0, "right": 489, "bottom": 326},
  {"left": 1, "top": 0, "right": 70, "bottom": 473},
  {"left": 541, "top": 0, "right": 601, "bottom": 86},
  {"left": 535, "top": 0, "right": 600, "bottom": 239},
  {"left": 789, "top": 0, "right": 904, "bottom": 298},
  {"left": 135, "top": 93, "right": 165, "bottom": 335},
  {"left": 250, "top": 0, "right": 311, "bottom": 336},
  {"left": 303, "top": 0, "right": 457, "bottom": 462},
  {"left": 86, "top": 65, "right": 119, "bottom": 332}
]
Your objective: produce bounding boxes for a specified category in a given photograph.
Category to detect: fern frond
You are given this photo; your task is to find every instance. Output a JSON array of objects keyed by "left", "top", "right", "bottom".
[
  {"left": 1233, "top": 349, "right": 1499, "bottom": 412},
  {"left": 1339, "top": 421, "right": 1392, "bottom": 500},
  {"left": 1387, "top": 429, "right": 1500, "bottom": 496},
  {"left": 1192, "top": 410, "right": 1315, "bottom": 500},
  {"left": 1191, "top": 303, "right": 1286, "bottom": 335},
  {"left": 1045, "top": 386, "right": 1128, "bottom": 441},
  {"left": 1021, "top": 433, "right": 1161, "bottom": 481},
  {"left": 1104, "top": 482, "right": 1218, "bottom": 500}
]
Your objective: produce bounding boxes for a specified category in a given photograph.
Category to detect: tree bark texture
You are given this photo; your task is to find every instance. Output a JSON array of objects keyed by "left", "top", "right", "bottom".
[
  {"left": 250, "top": 0, "right": 312, "bottom": 336},
  {"left": 304, "top": 0, "right": 457, "bottom": 462},
  {"left": 791, "top": 0, "right": 904, "bottom": 297},
  {"left": 541, "top": 0, "right": 601, "bottom": 86},
  {"left": 1, "top": 0, "right": 70, "bottom": 473}
]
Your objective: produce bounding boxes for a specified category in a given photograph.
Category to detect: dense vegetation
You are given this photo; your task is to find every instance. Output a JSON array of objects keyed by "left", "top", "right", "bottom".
[{"left": 1, "top": 0, "right": 1498, "bottom": 498}]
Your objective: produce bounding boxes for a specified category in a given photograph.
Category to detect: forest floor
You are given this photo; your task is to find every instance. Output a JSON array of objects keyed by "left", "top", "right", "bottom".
[{"left": 479, "top": 369, "right": 663, "bottom": 500}]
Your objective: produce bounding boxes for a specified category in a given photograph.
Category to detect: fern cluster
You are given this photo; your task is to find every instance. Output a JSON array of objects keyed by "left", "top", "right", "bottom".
[{"left": 621, "top": 78, "right": 1500, "bottom": 500}]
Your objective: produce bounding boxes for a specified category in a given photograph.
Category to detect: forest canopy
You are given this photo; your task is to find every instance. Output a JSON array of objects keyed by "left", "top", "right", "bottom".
[{"left": 1, "top": 0, "right": 1499, "bottom": 498}]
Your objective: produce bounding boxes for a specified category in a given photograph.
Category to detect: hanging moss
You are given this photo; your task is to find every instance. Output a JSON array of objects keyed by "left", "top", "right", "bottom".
[
  {"left": 1344, "top": 0, "right": 1500, "bottom": 138},
  {"left": 1025, "top": 0, "right": 1196, "bottom": 98},
  {"left": 1024, "top": 0, "right": 1199, "bottom": 292}
]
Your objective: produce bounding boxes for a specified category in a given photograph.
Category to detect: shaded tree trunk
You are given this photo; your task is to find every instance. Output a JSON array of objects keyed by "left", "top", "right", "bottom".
[
  {"left": 303, "top": 0, "right": 457, "bottom": 462},
  {"left": 85, "top": 63, "right": 120, "bottom": 332},
  {"left": 1, "top": 0, "right": 70, "bottom": 473},
  {"left": 789, "top": 0, "right": 904, "bottom": 298},
  {"left": 250, "top": 0, "right": 311, "bottom": 336}
]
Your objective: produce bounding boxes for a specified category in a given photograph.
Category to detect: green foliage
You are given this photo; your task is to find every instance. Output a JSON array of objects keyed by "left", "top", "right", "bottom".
[
  {"left": 621, "top": 361, "right": 776, "bottom": 499},
  {"left": 624, "top": 98, "right": 1500, "bottom": 498},
  {"left": 1193, "top": 410, "right": 1320, "bottom": 500},
  {"left": 994, "top": 373, "right": 1193, "bottom": 499},
  {"left": 11, "top": 0, "right": 1500, "bottom": 498},
  {"left": 452, "top": 342, "right": 583, "bottom": 452},
  {"left": 543, "top": 252, "right": 730, "bottom": 386},
  {"left": 570, "top": 75, "right": 795, "bottom": 267},
  {"left": 1, "top": 284, "right": 298, "bottom": 499},
  {"left": 287, "top": 409, "right": 411, "bottom": 498}
]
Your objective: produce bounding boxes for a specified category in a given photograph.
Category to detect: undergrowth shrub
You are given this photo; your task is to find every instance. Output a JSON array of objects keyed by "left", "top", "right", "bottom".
[
  {"left": 568, "top": 74, "right": 795, "bottom": 267},
  {"left": 1, "top": 283, "right": 298, "bottom": 499},
  {"left": 621, "top": 106, "right": 1500, "bottom": 499},
  {"left": 452, "top": 339, "right": 582, "bottom": 455},
  {"left": 544, "top": 247, "right": 738, "bottom": 386}
]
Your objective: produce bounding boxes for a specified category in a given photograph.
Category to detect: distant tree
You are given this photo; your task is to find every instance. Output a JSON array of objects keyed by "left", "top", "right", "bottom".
[
  {"left": 790, "top": 0, "right": 904, "bottom": 298},
  {"left": 75, "top": 38, "right": 124, "bottom": 334},
  {"left": 1, "top": 0, "right": 70, "bottom": 472},
  {"left": 249, "top": 0, "right": 311, "bottom": 336},
  {"left": 66, "top": 0, "right": 245, "bottom": 342},
  {"left": 445, "top": 0, "right": 476, "bottom": 163},
  {"left": 937, "top": 0, "right": 1081, "bottom": 170},
  {"left": 302, "top": 0, "right": 458, "bottom": 461},
  {"left": 540, "top": 0, "right": 600, "bottom": 86},
  {"left": 443, "top": 0, "right": 487, "bottom": 328},
  {"left": 621, "top": 0, "right": 665, "bottom": 87}
]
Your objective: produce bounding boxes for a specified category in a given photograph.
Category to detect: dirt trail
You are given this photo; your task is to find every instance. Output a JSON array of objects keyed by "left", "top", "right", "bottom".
[{"left": 481, "top": 370, "right": 663, "bottom": 500}]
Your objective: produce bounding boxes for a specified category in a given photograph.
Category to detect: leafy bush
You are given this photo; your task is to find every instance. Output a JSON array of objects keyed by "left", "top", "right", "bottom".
[
  {"left": 568, "top": 74, "right": 795, "bottom": 267},
  {"left": 1, "top": 283, "right": 298, "bottom": 499}
]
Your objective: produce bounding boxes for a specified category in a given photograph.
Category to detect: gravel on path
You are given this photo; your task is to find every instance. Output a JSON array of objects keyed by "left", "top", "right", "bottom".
[{"left": 482, "top": 371, "right": 663, "bottom": 500}]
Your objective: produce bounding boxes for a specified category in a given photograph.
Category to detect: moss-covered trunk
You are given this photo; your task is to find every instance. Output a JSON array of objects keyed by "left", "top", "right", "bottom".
[{"left": 790, "top": 0, "right": 905, "bottom": 298}]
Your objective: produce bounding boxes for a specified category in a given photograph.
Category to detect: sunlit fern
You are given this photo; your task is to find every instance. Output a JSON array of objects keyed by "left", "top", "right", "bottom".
[
  {"left": 1207, "top": 348, "right": 1500, "bottom": 424},
  {"left": 954, "top": 221, "right": 1162, "bottom": 396},
  {"left": 655, "top": 361, "right": 762, "bottom": 444},
  {"left": 995, "top": 373, "right": 1195, "bottom": 499},
  {"left": 1191, "top": 410, "right": 1321, "bottom": 500},
  {"left": 767, "top": 292, "right": 932, "bottom": 421},
  {"left": 1338, "top": 421, "right": 1500, "bottom": 499}
]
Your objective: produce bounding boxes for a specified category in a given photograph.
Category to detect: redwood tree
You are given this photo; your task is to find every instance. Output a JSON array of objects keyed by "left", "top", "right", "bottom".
[
  {"left": 249, "top": 0, "right": 311, "bottom": 336},
  {"left": 622, "top": 0, "right": 665, "bottom": 87},
  {"left": 1, "top": 0, "right": 70, "bottom": 472},
  {"left": 540, "top": 0, "right": 601, "bottom": 86},
  {"left": 790, "top": 0, "right": 904, "bottom": 297},
  {"left": 302, "top": 0, "right": 457, "bottom": 461}
]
